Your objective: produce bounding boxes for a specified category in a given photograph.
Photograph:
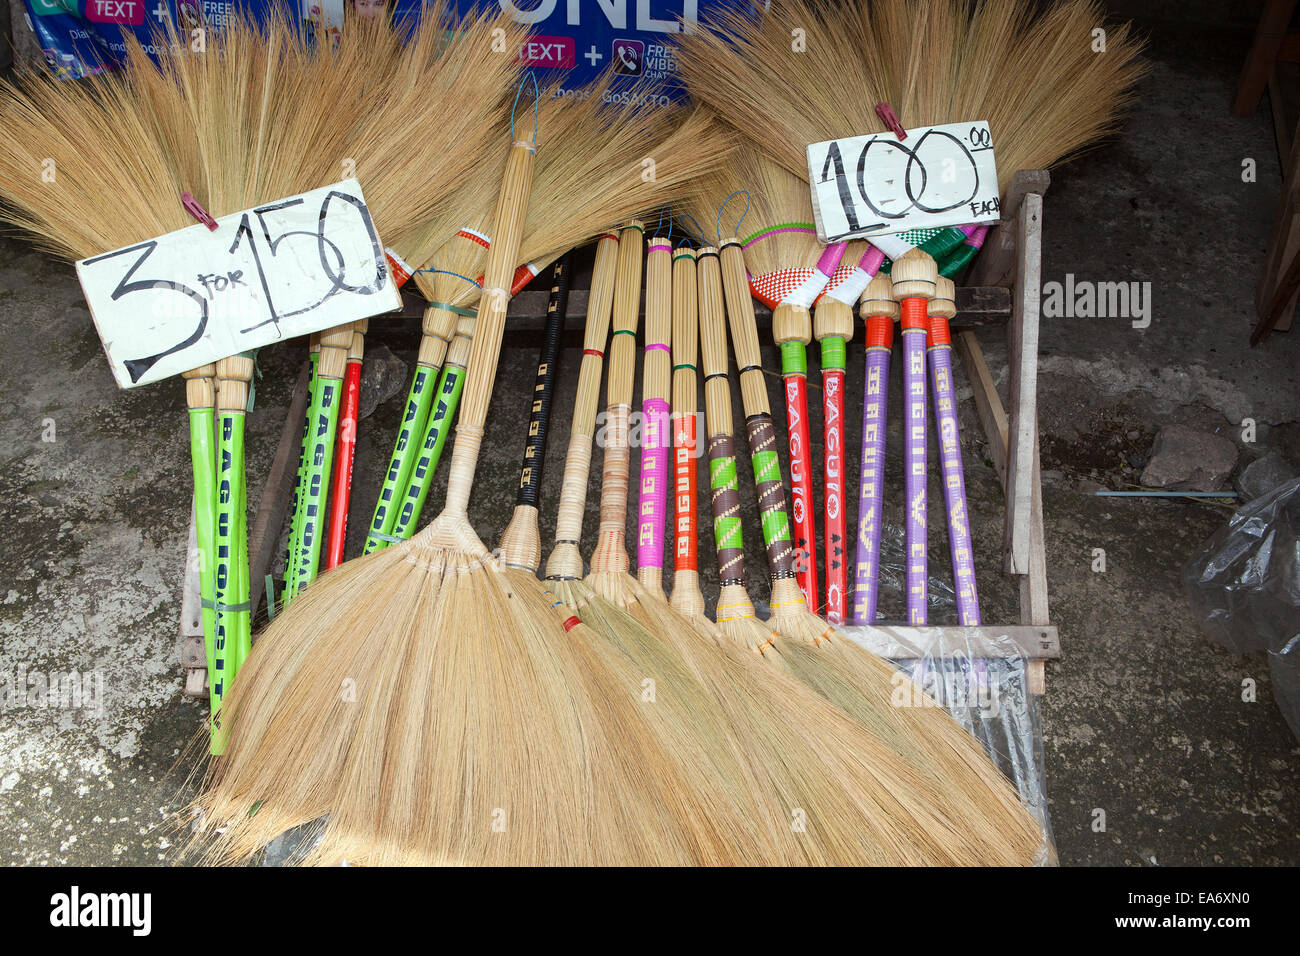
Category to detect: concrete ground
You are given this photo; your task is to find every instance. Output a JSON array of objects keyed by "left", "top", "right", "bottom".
[{"left": 1, "top": 2, "right": 1297, "bottom": 865}]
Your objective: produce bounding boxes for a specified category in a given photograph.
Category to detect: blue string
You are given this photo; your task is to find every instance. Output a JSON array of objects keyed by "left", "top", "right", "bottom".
[
  {"left": 677, "top": 238, "right": 694, "bottom": 250},
  {"left": 717, "top": 190, "right": 750, "bottom": 242},
  {"left": 411, "top": 267, "right": 481, "bottom": 288},
  {"left": 679, "top": 213, "right": 707, "bottom": 245},
  {"left": 655, "top": 206, "right": 674, "bottom": 242},
  {"left": 511, "top": 71, "right": 541, "bottom": 143}
]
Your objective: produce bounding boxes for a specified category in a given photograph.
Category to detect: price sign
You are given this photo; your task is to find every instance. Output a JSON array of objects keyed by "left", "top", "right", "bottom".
[
  {"left": 76, "top": 179, "right": 401, "bottom": 389},
  {"left": 807, "top": 121, "right": 1000, "bottom": 244}
]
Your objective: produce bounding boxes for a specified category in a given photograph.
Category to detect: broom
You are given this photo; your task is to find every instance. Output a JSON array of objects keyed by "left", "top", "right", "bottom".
[
  {"left": 693, "top": 246, "right": 786, "bottom": 656},
  {"left": 666, "top": 245, "right": 712, "bottom": 629},
  {"left": 283, "top": 335, "right": 319, "bottom": 600},
  {"left": 323, "top": 320, "right": 367, "bottom": 569},
  {"left": 852, "top": 273, "right": 899, "bottom": 625},
  {"left": 497, "top": 255, "right": 572, "bottom": 571},
  {"left": 634, "top": 227, "right": 674, "bottom": 600}
]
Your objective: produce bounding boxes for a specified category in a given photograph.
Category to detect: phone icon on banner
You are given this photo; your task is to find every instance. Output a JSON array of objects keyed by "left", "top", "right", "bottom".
[{"left": 612, "top": 39, "right": 644, "bottom": 76}]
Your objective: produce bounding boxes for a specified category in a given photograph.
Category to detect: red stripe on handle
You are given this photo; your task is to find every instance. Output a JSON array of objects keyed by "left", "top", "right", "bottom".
[
  {"left": 900, "top": 297, "right": 927, "bottom": 331},
  {"left": 673, "top": 413, "right": 698, "bottom": 573},
  {"left": 823, "top": 367, "right": 846, "bottom": 624},
  {"left": 323, "top": 358, "right": 363, "bottom": 570},
  {"left": 784, "top": 373, "right": 819, "bottom": 609}
]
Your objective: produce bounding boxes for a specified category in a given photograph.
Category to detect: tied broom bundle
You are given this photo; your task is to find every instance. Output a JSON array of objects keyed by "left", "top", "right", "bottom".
[{"left": 634, "top": 224, "right": 675, "bottom": 600}]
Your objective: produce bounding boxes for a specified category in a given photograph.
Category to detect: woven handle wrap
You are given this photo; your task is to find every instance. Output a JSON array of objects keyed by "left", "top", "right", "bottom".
[
  {"left": 637, "top": 398, "right": 671, "bottom": 570},
  {"left": 778, "top": 343, "right": 818, "bottom": 605},
  {"left": 707, "top": 431, "right": 745, "bottom": 587},
  {"left": 443, "top": 140, "right": 535, "bottom": 518},
  {"left": 743, "top": 412, "right": 797, "bottom": 581},
  {"left": 853, "top": 343, "right": 891, "bottom": 625},
  {"left": 901, "top": 299, "right": 929, "bottom": 625},
  {"left": 292, "top": 374, "right": 339, "bottom": 590},
  {"left": 516, "top": 257, "right": 570, "bottom": 508},
  {"left": 672, "top": 412, "right": 697, "bottom": 573},
  {"left": 392, "top": 357, "right": 467, "bottom": 538},
  {"left": 929, "top": 336, "right": 981, "bottom": 625},
  {"left": 365, "top": 361, "right": 435, "bottom": 553},
  {"left": 590, "top": 403, "right": 631, "bottom": 574},
  {"left": 286, "top": 350, "right": 317, "bottom": 580},
  {"left": 821, "top": 341, "right": 847, "bottom": 624}
]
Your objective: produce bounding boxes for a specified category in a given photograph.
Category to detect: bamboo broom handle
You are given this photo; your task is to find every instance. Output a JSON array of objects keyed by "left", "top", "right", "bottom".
[
  {"left": 852, "top": 273, "right": 898, "bottom": 626},
  {"left": 719, "top": 240, "right": 799, "bottom": 594},
  {"left": 499, "top": 255, "right": 572, "bottom": 572},
  {"left": 697, "top": 248, "right": 746, "bottom": 592},
  {"left": 927, "top": 277, "right": 980, "bottom": 625},
  {"left": 891, "top": 248, "right": 938, "bottom": 625},
  {"left": 669, "top": 246, "right": 704, "bottom": 618},
  {"left": 442, "top": 139, "right": 535, "bottom": 519},
  {"left": 636, "top": 235, "right": 672, "bottom": 592},
  {"left": 545, "top": 232, "right": 619, "bottom": 580},
  {"left": 590, "top": 220, "right": 644, "bottom": 575}
]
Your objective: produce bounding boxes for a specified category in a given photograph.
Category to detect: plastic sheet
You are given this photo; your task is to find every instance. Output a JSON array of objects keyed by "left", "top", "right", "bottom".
[{"left": 1183, "top": 476, "right": 1300, "bottom": 741}]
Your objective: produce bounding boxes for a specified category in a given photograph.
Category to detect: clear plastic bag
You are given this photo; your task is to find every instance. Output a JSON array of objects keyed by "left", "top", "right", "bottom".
[
  {"left": 834, "top": 623, "right": 1057, "bottom": 865},
  {"left": 1183, "top": 476, "right": 1300, "bottom": 741}
]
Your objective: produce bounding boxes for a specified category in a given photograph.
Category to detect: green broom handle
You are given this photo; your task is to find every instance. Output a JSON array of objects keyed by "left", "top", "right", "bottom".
[
  {"left": 183, "top": 365, "right": 219, "bottom": 735},
  {"left": 283, "top": 340, "right": 317, "bottom": 601}
]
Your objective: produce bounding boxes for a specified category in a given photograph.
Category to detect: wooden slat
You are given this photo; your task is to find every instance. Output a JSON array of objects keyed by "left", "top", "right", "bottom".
[
  {"left": 954, "top": 330, "right": 1010, "bottom": 488},
  {"left": 835, "top": 624, "right": 1059, "bottom": 661},
  {"left": 1021, "top": 422, "right": 1051, "bottom": 695},
  {"left": 1003, "top": 193, "right": 1043, "bottom": 574},
  {"left": 1232, "top": 0, "right": 1299, "bottom": 116},
  {"left": 247, "top": 358, "right": 312, "bottom": 621}
]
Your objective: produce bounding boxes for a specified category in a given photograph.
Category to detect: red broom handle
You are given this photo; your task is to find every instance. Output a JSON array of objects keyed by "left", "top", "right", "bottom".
[{"left": 323, "top": 328, "right": 364, "bottom": 569}]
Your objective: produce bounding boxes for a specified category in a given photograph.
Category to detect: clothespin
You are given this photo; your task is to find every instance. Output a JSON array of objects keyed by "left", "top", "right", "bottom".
[
  {"left": 875, "top": 102, "right": 907, "bottom": 140},
  {"left": 181, "top": 191, "right": 218, "bottom": 231}
]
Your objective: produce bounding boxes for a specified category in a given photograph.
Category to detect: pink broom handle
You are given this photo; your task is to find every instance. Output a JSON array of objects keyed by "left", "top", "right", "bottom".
[
  {"left": 927, "top": 277, "right": 980, "bottom": 625},
  {"left": 851, "top": 273, "right": 899, "bottom": 625},
  {"left": 890, "top": 250, "right": 937, "bottom": 625},
  {"left": 636, "top": 237, "right": 673, "bottom": 589}
]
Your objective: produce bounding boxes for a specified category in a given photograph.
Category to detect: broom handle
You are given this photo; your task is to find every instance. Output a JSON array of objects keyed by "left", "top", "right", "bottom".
[
  {"left": 719, "top": 241, "right": 800, "bottom": 595},
  {"left": 366, "top": 230, "right": 490, "bottom": 554},
  {"left": 697, "top": 248, "right": 747, "bottom": 590},
  {"left": 891, "top": 250, "right": 938, "bottom": 625},
  {"left": 515, "top": 256, "right": 571, "bottom": 509},
  {"left": 211, "top": 352, "right": 254, "bottom": 754},
  {"left": 927, "top": 286, "right": 980, "bottom": 626},
  {"left": 590, "top": 220, "right": 644, "bottom": 575},
  {"left": 544, "top": 233, "right": 619, "bottom": 579},
  {"left": 324, "top": 322, "right": 366, "bottom": 569},
  {"left": 636, "top": 236, "right": 672, "bottom": 586},
  {"left": 815, "top": 245, "right": 884, "bottom": 624},
  {"left": 284, "top": 339, "right": 318, "bottom": 599},
  {"left": 442, "top": 139, "right": 535, "bottom": 518},
  {"left": 852, "top": 273, "right": 898, "bottom": 625},
  {"left": 390, "top": 315, "right": 473, "bottom": 540},
  {"left": 669, "top": 246, "right": 703, "bottom": 616},
  {"left": 183, "top": 365, "right": 219, "bottom": 744}
]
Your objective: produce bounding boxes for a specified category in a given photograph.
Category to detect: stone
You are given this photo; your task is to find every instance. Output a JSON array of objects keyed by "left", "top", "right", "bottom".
[
  {"left": 1234, "top": 450, "right": 1298, "bottom": 501},
  {"left": 1140, "top": 424, "right": 1237, "bottom": 491},
  {"left": 357, "top": 344, "right": 408, "bottom": 421}
]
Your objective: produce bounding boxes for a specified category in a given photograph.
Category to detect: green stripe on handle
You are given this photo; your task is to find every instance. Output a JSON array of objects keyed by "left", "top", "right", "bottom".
[
  {"left": 283, "top": 350, "right": 317, "bottom": 602},
  {"left": 389, "top": 362, "right": 466, "bottom": 541},
  {"left": 188, "top": 407, "right": 219, "bottom": 732},
  {"left": 291, "top": 376, "right": 340, "bottom": 593},
  {"left": 364, "top": 364, "right": 437, "bottom": 553}
]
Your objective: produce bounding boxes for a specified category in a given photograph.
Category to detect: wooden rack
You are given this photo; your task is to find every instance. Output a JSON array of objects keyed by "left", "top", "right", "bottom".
[{"left": 180, "top": 170, "right": 1057, "bottom": 696}]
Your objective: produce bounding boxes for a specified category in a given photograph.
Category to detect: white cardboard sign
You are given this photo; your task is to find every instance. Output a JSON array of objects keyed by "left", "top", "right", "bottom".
[
  {"left": 76, "top": 179, "right": 400, "bottom": 389},
  {"left": 807, "top": 121, "right": 1001, "bottom": 244}
]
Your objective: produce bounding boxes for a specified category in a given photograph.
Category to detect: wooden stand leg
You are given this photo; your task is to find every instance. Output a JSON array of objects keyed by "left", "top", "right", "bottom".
[{"left": 1003, "top": 193, "right": 1043, "bottom": 575}]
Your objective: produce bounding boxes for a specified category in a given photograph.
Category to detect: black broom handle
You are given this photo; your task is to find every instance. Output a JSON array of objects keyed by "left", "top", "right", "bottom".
[{"left": 515, "top": 253, "right": 572, "bottom": 505}]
